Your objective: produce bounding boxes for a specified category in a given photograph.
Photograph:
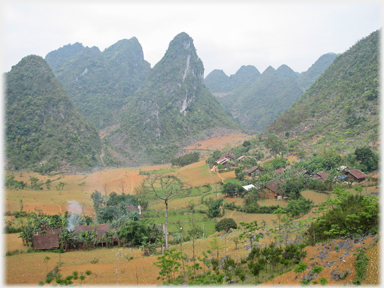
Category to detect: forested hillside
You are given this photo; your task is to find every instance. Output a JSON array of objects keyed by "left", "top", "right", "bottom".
[
  {"left": 205, "top": 53, "right": 336, "bottom": 132},
  {"left": 217, "top": 65, "right": 304, "bottom": 131},
  {"left": 45, "top": 38, "right": 151, "bottom": 129},
  {"left": 106, "top": 32, "right": 242, "bottom": 165},
  {"left": 297, "top": 53, "right": 338, "bottom": 90},
  {"left": 265, "top": 30, "right": 380, "bottom": 151},
  {"left": 5, "top": 55, "right": 101, "bottom": 172}
]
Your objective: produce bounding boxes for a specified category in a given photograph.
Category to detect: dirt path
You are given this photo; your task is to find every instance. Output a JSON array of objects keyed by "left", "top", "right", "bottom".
[
  {"left": 208, "top": 165, "right": 224, "bottom": 181},
  {"left": 229, "top": 209, "right": 237, "bottom": 218}
]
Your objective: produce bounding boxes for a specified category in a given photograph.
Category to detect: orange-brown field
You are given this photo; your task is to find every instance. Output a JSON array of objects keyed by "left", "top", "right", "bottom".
[
  {"left": 3, "top": 147, "right": 380, "bottom": 285},
  {"left": 183, "top": 132, "right": 251, "bottom": 151}
]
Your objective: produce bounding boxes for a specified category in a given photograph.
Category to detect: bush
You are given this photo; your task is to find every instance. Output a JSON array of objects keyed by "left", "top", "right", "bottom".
[
  {"left": 319, "top": 277, "right": 327, "bottom": 285},
  {"left": 312, "top": 265, "right": 323, "bottom": 273},
  {"left": 215, "top": 218, "right": 237, "bottom": 233},
  {"left": 294, "top": 261, "right": 307, "bottom": 273}
]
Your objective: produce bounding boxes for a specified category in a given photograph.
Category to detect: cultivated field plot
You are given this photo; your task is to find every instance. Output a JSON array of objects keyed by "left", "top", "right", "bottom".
[
  {"left": 301, "top": 190, "right": 330, "bottom": 206},
  {"left": 364, "top": 240, "right": 380, "bottom": 284}
]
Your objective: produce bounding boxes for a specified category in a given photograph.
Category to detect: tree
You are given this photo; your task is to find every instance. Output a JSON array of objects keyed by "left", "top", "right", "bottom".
[
  {"left": 90, "top": 190, "right": 103, "bottom": 209},
  {"left": 273, "top": 208, "right": 286, "bottom": 230},
  {"left": 154, "top": 248, "right": 183, "bottom": 284},
  {"left": 264, "top": 134, "right": 287, "bottom": 157},
  {"left": 142, "top": 174, "right": 189, "bottom": 250},
  {"left": 215, "top": 218, "right": 237, "bottom": 233},
  {"left": 355, "top": 146, "right": 378, "bottom": 172}
]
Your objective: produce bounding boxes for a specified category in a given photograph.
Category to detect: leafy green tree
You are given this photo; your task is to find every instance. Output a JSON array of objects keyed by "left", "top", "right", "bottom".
[
  {"left": 354, "top": 146, "right": 378, "bottom": 172},
  {"left": 116, "top": 219, "right": 159, "bottom": 246},
  {"left": 273, "top": 207, "right": 286, "bottom": 230},
  {"left": 215, "top": 218, "right": 237, "bottom": 233},
  {"left": 154, "top": 248, "right": 183, "bottom": 284},
  {"left": 264, "top": 134, "right": 287, "bottom": 157}
]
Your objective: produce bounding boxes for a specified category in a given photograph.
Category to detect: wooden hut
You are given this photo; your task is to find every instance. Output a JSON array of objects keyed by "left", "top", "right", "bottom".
[
  {"left": 346, "top": 169, "right": 368, "bottom": 182},
  {"left": 32, "top": 234, "right": 60, "bottom": 250}
]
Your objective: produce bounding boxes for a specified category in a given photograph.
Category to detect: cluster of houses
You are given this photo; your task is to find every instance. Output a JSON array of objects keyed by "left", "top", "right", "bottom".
[
  {"left": 215, "top": 152, "right": 369, "bottom": 201},
  {"left": 32, "top": 223, "right": 118, "bottom": 251},
  {"left": 31, "top": 205, "right": 167, "bottom": 251}
]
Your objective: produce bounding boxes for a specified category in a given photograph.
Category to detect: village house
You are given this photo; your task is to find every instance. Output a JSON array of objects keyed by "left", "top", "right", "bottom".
[
  {"left": 274, "top": 168, "right": 286, "bottom": 175},
  {"left": 345, "top": 169, "right": 368, "bottom": 183},
  {"left": 247, "top": 166, "right": 263, "bottom": 176},
  {"left": 238, "top": 155, "right": 252, "bottom": 161},
  {"left": 31, "top": 223, "right": 117, "bottom": 251},
  {"left": 263, "top": 180, "right": 285, "bottom": 199},
  {"left": 312, "top": 171, "right": 328, "bottom": 182},
  {"left": 127, "top": 205, "right": 142, "bottom": 215},
  {"left": 217, "top": 152, "right": 235, "bottom": 162},
  {"left": 299, "top": 170, "right": 311, "bottom": 177}
]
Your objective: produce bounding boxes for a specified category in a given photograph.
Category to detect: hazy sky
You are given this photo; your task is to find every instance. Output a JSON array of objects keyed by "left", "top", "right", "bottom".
[{"left": 2, "top": 1, "right": 382, "bottom": 76}]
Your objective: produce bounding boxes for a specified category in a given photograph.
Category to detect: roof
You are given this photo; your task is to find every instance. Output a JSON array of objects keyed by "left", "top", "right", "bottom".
[
  {"left": 275, "top": 168, "right": 286, "bottom": 175},
  {"left": 218, "top": 152, "right": 235, "bottom": 161},
  {"left": 299, "top": 170, "right": 310, "bottom": 175},
  {"left": 127, "top": 205, "right": 142, "bottom": 215},
  {"left": 243, "top": 184, "right": 255, "bottom": 191},
  {"left": 314, "top": 171, "right": 328, "bottom": 180},
  {"left": 217, "top": 158, "right": 228, "bottom": 165},
  {"left": 32, "top": 234, "right": 59, "bottom": 250},
  {"left": 347, "top": 169, "right": 368, "bottom": 180},
  {"left": 74, "top": 223, "right": 116, "bottom": 241},
  {"left": 238, "top": 156, "right": 252, "bottom": 161},
  {"left": 265, "top": 180, "right": 284, "bottom": 194},
  {"left": 247, "top": 166, "right": 259, "bottom": 174},
  {"left": 35, "top": 228, "right": 61, "bottom": 235}
]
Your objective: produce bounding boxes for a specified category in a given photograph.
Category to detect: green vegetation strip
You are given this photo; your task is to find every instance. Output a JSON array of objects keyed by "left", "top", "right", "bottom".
[{"left": 353, "top": 248, "right": 369, "bottom": 285}]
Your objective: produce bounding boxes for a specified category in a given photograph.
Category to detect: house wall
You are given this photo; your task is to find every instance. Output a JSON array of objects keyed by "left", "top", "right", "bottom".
[{"left": 260, "top": 189, "right": 275, "bottom": 199}]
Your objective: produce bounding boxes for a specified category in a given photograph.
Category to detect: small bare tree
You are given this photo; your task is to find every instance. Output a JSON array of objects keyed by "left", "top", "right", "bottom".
[
  {"left": 118, "top": 180, "right": 127, "bottom": 194},
  {"left": 142, "top": 174, "right": 189, "bottom": 250}
]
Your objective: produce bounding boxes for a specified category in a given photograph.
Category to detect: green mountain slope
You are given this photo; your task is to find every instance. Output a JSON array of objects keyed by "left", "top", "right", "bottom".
[
  {"left": 297, "top": 53, "right": 338, "bottom": 90},
  {"left": 217, "top": 65, "right": 304, "bottom": 132},
  {"left": 107, "top": 32, "right": 242, "bottom": 165},
  {"left": 45, "top": 38, "right": 151, "bottom": 129},
  {"left": 206, "top": 53, "right": 335, "bottom": 133},
  {"left": 265, "top": 30, "right": 379, "bottom": 151},
  {"left": 5, "top": 55, "right": 102, "bottom": 172}
]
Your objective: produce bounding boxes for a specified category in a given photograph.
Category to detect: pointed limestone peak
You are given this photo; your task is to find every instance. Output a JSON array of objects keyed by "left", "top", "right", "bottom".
[
  {"left": 276, "top": 64, "right": 298, "bottom": 80},
  {"left": 152, "top": 32, "right": 204, "bottom": 85},
  {"left": 103, "top": 37, "right": 145, "bottom": 60}
]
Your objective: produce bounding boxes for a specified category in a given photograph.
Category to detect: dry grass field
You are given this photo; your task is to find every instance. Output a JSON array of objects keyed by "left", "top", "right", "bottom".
[
  {"left": 183, "top": 132, "right": 251, "bottom": 151},
  {"left": 364, "top": 240, "right": 380, "bottom": 285}
]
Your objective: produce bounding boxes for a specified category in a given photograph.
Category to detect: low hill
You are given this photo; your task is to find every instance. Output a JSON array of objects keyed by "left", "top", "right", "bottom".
[
  {"left": 5, "top": 55, "right": 102, "bottom": 172},
  {"left": 217, "top": 65, "right": 304, "bottom": 131},
  {"left": 265, "top": 30, "right": 380, "bottom": 152}
]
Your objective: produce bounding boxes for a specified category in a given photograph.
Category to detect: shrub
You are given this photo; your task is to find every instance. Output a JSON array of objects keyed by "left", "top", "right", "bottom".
[
  {"left": 215, "top": 218, "right": 237, "bottom": 233},
  {"left": 294, "top": 261, "right": 307, "bottom": 273},
  {"left": 353, "top": 249, "right": 369, "bottom": 284},
  {"left": 312, "top": 265, "right": 323, "bottom": 273},
  {"left": 319, "top": 277, "right": 327, "bottom": 285}
]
